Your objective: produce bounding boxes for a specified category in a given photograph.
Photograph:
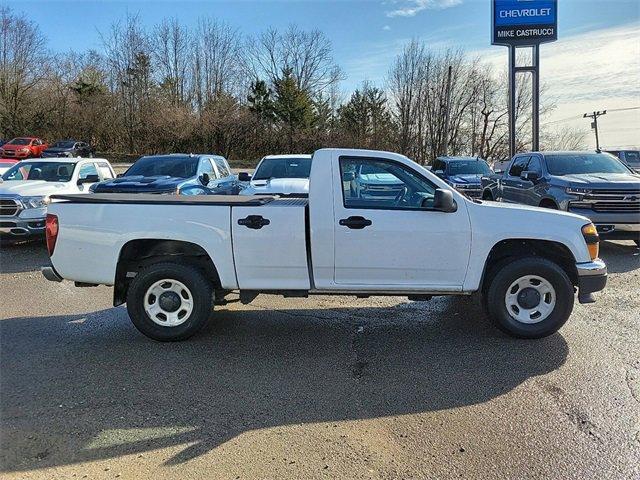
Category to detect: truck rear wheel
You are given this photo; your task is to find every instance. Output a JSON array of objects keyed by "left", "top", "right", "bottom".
[
  {"left": 485, "top": 257, "right": 574, "bottom": 339},
  {"left": 126, "top": 262, "right": 213, "bottom": 341}
]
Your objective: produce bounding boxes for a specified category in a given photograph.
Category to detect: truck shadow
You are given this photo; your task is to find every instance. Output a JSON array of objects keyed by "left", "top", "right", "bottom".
[{"left": 0, "top": 297, "right": 568, "bottom": 472}]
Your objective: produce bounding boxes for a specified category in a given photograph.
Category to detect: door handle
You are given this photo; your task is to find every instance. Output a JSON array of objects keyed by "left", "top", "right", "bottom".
[
  {"left": 339, "top": 216, "right": 372, "bottom": 229},
  {"left": 238, "top": 215, "right": 270, "bottom": 230}
]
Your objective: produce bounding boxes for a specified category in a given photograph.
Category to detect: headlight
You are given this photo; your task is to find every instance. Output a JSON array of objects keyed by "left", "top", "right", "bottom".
[
  {"left": 21, "top": 196, "right": 50, "bottom": 209},
  {"left": 566, "top": 187, "right": 591, "bottom": 196}
]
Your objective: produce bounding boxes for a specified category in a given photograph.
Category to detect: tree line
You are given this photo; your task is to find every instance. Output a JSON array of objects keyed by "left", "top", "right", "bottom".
[{"left": 0, "top": 7, "right": 585, "bottom": 166}]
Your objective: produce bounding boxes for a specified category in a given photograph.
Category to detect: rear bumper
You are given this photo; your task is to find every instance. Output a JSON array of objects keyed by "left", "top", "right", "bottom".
[
  {"left": 576, "top": 258, "right": 607, "bottom": 302},
  {"left": 42, "top": 266, "right": 63, "bottom": 282}
]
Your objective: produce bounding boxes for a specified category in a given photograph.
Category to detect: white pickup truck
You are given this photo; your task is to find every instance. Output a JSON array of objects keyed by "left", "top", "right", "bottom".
[
  {"left": 0, "top": 157, "right": 115, "bottom": 239},
  {"left": 42, "top": 148, "right": 607, "bottom": 341}
]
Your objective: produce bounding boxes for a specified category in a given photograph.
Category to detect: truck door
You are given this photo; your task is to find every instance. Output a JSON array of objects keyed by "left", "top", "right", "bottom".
[
  {"left": 502, "top": 156, "right": 530, "bottom": 203},
  {"left": 332, "top": 155, "right": 471, "bottom": 289},
  {"left": 520, "top": 155, "right": 544, "bottom": 206}
]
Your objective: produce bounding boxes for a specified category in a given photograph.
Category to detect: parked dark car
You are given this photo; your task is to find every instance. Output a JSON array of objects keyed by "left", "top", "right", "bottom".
[
  {"left": 606, "top": 150, "right": 640, "bottom": 173},
  {"left": 91, "top": 153, "right": 239, "bottom": 195},
  {"left": 481, "top": 151, "right": 640, "bottom": 244},
  {"left": 431, "top": 156, "right": 493, "bottom": 198},
  {"left": 42, "top": 140, "right": 94, "bottom": 158}
]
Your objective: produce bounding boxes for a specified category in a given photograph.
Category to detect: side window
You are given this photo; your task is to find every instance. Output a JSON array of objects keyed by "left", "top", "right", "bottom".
[
  {"left": 214, "top": 157, "right": 230, "bottom": 178},
  {"left": 508, "top": 156, "right": 530, "bottom": 177},
  {"left": 340, "top": 157, "right": 437, "bottom": 210},
  {"left": 200, "top": 159, "right": 216, "bottom": 178},
  {"left": 527, "top": 156, "right": 542, "bottom": 175},
  {"left": 97, "top": 162, "right": 114, "bottom": 180},
  {"left": 432, "top": 160, "right": 443, "bottom": 172},
  {"left": 78, "top": 162, "right": 98, "bottom": 179}
]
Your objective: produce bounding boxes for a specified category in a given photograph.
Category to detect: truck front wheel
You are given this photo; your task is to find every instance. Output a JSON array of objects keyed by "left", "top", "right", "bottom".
[
  {"left": 485, "top": 257, "right": 574, "bottom": 339},
  {"left": 126, "top": 262, "right": 213, "bottom": 341}
]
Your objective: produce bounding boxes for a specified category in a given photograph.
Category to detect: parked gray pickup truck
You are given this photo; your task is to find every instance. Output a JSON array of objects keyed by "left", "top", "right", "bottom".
[{"left": 481, "top": 151, "right": 640, "bottom": 244}]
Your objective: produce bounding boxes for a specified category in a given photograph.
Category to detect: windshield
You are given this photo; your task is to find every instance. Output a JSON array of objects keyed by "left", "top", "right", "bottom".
[
  {"left": 623, "top": 151, "right": 640, "bottom": 166},
  {"left": 125, "top": 156, "right": 198, "bottom": 178},
  {"left": 8, "top": 138, "right": 31, "bottom": 146},
  {"left": 253, "top": 157, "right": 312, "bottom": 180},
  {"left": 2, "top": 161, "right": 76, "bottom": 181},
  {"left": 546, "top": 153, "right": 631, "bottom": 176},
  {"left": 52, "top": 141, "right": 76, "bottom": 148},
  {"left": 448, "top": 160, "right": 492, "bottom": 175}
]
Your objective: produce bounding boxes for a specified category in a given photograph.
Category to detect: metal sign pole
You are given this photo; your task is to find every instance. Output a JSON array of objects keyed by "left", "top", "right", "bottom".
[
  {"left": 508, "top": 46, "right": 517, "bottom": 158},
  {"left": 532, "top": 45, "right": 540, "bottom": 151}
]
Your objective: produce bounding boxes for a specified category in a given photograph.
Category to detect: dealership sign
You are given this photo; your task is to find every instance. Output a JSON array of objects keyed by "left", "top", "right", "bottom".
[{"left": 492, "top": 0, "right": 558, "bottom": 46}]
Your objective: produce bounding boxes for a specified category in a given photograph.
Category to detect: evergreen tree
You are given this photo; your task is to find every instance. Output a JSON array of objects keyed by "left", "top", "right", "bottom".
[
  {"left": 247, "top": 79, "right": 275, "bottom": 122},
  {"left": 273, "top": 68, "right": 314, "bottom": 150}
]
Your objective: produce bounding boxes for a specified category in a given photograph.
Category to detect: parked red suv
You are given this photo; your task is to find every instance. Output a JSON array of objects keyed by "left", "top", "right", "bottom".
[{"left": 0, "top": 137, "right": 49, "bottom": 159}]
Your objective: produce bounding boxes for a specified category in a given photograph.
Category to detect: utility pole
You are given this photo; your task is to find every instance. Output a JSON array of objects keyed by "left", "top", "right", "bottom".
[
  {"left": 443, "top": 65, "right": 452, "bottom": 156},
  {"left": 583, "top": 110, "right": 606, "bottom": 151}
]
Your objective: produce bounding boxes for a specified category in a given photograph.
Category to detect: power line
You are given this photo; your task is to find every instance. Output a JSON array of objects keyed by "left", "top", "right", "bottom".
[{"left": 541, "top": 106, "right": 640, "bottom": 127}]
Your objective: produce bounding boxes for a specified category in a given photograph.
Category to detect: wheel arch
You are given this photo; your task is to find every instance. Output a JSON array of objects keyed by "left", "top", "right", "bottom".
[
  {"left": 479, "top": 239, "right": 579, "bottom": 295},
  {"left": 114, "top": 239, "right": 221, "bottom": 306}
]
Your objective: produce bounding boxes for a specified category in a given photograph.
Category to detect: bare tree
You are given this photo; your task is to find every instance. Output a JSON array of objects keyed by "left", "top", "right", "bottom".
[
  {"left": 192, "top": 18, "right": 244, "bottom": 110},
  {"left": 152, "top": 18, "right": 192, "bottom": 106},
  {"left": 247, "top": 25, "right": 342, "bottom": 95},
  {"left": 0, "top": 6, "right": 48, "bottom": 137}
]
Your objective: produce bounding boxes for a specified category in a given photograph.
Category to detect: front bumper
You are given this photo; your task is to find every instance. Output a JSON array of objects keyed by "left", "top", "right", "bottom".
[
  {"left": 0, "top": 216, "right": 46, "bottom": 236},
  {"left": 568, "top": 207, "right": 640, "bottom": 241},
  {"left": 0, "top": 150, "right": 30, "bottom": 159},
  {"left": 576, "top": 258, "right": 607, "bottom": 303}
]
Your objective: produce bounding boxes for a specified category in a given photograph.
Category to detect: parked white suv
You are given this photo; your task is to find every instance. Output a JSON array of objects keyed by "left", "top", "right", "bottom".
[{"left": 0, "top": 158, "right": 115, "bottom": 239}]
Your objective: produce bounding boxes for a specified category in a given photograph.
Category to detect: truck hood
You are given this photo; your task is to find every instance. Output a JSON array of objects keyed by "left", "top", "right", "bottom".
[
  {"left": 551, "top": 173, "right": 640, "bottom": 189},
  {"left": 0, "top": 180, "right": 72, "bottom": 196},
  {"left": 359, "top": 173, "right": 403, "bottom": 185},
  {"left": 244, "top": 178, "right": 309, "bottom": 195},
  {"left": 93, "top": 175, "right": 187, "bottom": 193},
  {"left": 448, "top": 173, "right": 484, "bottom": 185}
]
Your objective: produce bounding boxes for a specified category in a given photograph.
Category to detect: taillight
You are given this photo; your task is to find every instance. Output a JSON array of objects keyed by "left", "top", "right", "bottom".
[{"left": 45, "top": 214, "right": 59, "bottom": 256}]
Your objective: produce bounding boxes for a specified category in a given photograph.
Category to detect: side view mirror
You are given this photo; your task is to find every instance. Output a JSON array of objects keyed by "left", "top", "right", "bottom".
[
  {"left": 77, "top": 174, "right": 99, "bottom": 185},
  {"left": 116, "top": 173, "right": 124, "bottom": 178},
  {"left": 238, "top": 172, "right": 252, "bottom": 182},
  {"left": 521, "top": 171, "right": 539, "bottom": 182},
  {"left": 431, "top": 189, "right": 457, "bottom": 213},
  {"left": 199, "top": 172, "right": 210, "bottom": 185},
  {"left": 433, "top": 170, "right": 445, "bottom": 178},
  {"left": 342, "top": 171, "right": 355, "bottom": 182}
]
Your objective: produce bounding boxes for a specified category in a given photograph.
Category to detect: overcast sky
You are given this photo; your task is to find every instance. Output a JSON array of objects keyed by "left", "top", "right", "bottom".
[{"left": 9, "top": 0, "right": 640, "bottom": 148}]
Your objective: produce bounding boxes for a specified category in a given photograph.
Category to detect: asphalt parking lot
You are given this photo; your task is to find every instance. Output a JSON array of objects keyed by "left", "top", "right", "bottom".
[{"left": 1, "top": 240, "right": 639, "bottom": 479}]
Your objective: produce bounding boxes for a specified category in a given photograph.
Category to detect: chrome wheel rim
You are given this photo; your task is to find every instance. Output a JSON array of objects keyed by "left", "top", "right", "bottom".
[
  {"left": 505, "top": 275, "right": 556, "bottom": 324},
  {"left": 144, "top": 279, "right": 193, "bottom": 327}
]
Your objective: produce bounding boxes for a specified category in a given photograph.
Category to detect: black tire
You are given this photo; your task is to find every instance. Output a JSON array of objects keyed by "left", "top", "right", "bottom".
[
  {"left": 126, "top": 262, "right": 213, "bottom": 341},
  {"left": 485, "top": 257, "right": 574, "bottom": 339}
]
